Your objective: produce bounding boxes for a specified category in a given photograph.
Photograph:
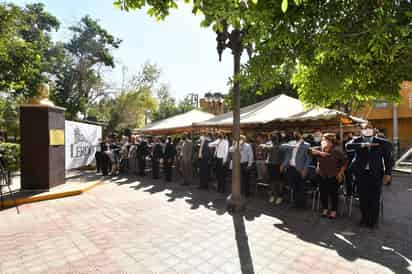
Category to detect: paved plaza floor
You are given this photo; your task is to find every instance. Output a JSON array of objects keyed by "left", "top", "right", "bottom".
[{"left": 0, "top": 173, "right": 411, "bottom": 274}]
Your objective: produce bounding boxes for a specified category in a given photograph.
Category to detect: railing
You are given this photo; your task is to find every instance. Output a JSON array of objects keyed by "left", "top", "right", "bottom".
[{"left": 394, "top": 146, "right": 412, "bottom": 174}]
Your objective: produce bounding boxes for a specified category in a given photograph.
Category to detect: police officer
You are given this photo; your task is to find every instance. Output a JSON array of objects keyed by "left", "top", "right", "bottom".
[{"left": 346, "top": 122, "right": 392, "bottom": 228}]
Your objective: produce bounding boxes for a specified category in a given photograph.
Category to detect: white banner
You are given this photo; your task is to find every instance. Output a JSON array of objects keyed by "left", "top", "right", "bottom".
[{"left": 65, "top": 120, "right": 102, "bottom": 170}]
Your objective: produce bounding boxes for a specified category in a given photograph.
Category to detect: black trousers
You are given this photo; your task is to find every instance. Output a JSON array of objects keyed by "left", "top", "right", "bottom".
[
  {"left": 319, "top": 176, "right": 339, "bottom": 211},
  {"left": 216, "top": 158, "right": 226, "bottom": 193},
  {"left": 356, "top": 171, "right": 383, "bottom": 226},
  {"left": 95, "top": 151, "right": 102, "bottom": 173},
  {"left": 199, "top": 159, "right": 210, "bottom": 189},
  {"left": 138, "top": 158, "right": 146, "bottom": 176},
  {"left": 120, "top": 159, "right": 129, "bottom": 174},
  {"left": 240, "top": 163, "right": 251, "bottom": 197},
  {"left": 268, "top": 163, "right": 283, "bottom": 197},
  {"left": 152, "top": 159, "right": 160, "bottom": 179},
  {"left": 101, "top": 153, "right": 110, "bottom": 176},
  {"left": 345, "top": 168, "right": 354, "bottom": 196},
  {"left": 286, "top": 167, "right": 306, "bottom": 208},
  {"left": 164, "top": 159, "right": 173, "bottom": 182}
]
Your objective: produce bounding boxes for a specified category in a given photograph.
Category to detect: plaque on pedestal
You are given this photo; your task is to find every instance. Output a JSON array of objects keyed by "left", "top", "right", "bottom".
[{"left": 20, "top": 105, "right": 65, "bottom": 190}]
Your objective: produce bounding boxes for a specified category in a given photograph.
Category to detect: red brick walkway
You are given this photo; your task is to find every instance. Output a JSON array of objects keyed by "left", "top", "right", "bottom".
[{"left": 0, "top": 174, "right": 411, "bottom": 273}]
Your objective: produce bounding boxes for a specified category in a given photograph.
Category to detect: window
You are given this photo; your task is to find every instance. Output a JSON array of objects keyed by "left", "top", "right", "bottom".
[
  {"left": 409, "top": 93, "right": 412, "bottom": 110},
  {"left": 374, "top": 101, "right": 388, "bottom": 109}
]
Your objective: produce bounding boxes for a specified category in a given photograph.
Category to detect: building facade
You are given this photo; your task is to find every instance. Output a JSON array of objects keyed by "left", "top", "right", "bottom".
[{"left": 355, "top": 81, "right": 412, "bottom": 151}]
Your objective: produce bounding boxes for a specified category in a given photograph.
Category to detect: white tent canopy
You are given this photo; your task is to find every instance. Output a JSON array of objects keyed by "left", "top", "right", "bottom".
[
  {"left": 195, "top": 94, "right": 365, "bottom": 127},
  {"left": 138, "top": 109, "right": 215, "bottom": 134}
]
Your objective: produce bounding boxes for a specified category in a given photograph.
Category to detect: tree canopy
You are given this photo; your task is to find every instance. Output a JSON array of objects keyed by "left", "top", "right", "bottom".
[
  {"left": 115, "top": 0, "right": 412, "bottom": 110},
  {"left": 0, "top": 3, "right": 60, "bottom": 97},
  {"left": 51, "top": 15, "right": 122, "bottom": 119}
]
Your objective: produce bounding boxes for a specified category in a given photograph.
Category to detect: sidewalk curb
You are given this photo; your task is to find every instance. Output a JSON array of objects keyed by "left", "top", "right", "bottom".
[{"left": 1, "top": 180, "right": 103, "bottom": 208}]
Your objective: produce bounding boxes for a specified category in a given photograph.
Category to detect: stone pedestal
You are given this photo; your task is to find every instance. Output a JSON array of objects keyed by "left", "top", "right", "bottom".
[{"left": 20, "top": 105, "right": 65, "bottom": 190}]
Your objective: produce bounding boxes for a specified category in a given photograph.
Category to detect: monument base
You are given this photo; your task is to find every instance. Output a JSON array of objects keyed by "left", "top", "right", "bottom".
[{"left": 20, "top": 104, "right": 65, "bottom": 190}]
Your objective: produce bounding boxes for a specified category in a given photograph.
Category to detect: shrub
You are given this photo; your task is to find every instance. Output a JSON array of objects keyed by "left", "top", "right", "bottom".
[{"left": 0, "top": 142, "right": 20, "bottom": 172}]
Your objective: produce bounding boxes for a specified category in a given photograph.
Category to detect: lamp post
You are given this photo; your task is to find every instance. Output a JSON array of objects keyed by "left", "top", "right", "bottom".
[
  {"left": 393, "top": 103, "right": 399, "bottom": 159},
  {"left": 144, "top": 110, "right": 151, "bottom": 126},
  {"left": 216, "top": 22, "right": 249, "bottom": 212}
]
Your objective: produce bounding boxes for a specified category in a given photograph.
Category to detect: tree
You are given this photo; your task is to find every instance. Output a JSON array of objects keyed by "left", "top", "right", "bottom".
[
  {"left": 0, "top": 3, "right": 60, "bottom": 97},
  {"left": 151, "top": 84, "right": 179, "bottom": 122},
  {"left": 103, "top": 62, "right": 161, "bottom": 131},
  {"left": 51, "top": 16, "right": 122, "bottom": 119},
  {"left": 114, "top": 0, "right": 286, "bottom": 211},
  {"left": 240, "top": 1, "right": 412, "bottom": 108},
  {"left": 107, "top": 87, "right": 157, "bottom": 131},
  {"left": 225, "top": 62, "right": 298, "bottom": 109},
  {"left": 289, "top": 1, "right": 412, "bottom": 108}
]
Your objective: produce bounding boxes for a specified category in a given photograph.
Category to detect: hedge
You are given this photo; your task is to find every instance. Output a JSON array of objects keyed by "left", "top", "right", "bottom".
[{"left": 0, "top": 142, "right": 20, "bottom": 172}]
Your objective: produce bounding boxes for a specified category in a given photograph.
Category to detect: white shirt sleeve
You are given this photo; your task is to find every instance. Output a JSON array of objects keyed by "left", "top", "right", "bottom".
[
  {"left": 247, "top": 144, "right": 254, "bottom": 167},
  {"left": 208, "top": 139, "right": 219, "bottom": 148},
  {"left": 222, "top": 140, "right": 229, "bottom": 163}
]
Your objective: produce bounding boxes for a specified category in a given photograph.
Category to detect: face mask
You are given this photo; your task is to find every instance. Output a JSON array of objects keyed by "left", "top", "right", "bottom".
[
  {"left": 361, "top": 128, "right": 374, "bottom": 137},
  {"left": 314, "top": 136, "right": 322, "bottom": 143}
]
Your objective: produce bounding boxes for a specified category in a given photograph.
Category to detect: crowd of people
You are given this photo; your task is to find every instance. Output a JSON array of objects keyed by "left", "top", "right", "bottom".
[{"left": 94, "top": 122, "right": 393, "bottom": 229}]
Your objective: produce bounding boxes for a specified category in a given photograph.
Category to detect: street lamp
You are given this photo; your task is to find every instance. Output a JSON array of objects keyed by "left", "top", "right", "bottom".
[
  {"left": 144, "top": 110, "right": 152, "bottom": 126},
  {"left": 216, "top": 21, "right": 251, "bottom": 212}
]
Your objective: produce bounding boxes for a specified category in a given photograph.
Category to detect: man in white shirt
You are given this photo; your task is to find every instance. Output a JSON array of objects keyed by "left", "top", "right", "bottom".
[
  {"left": 231, "top": 135, "right": 254, "bottom": 197},
  {"left": 209, "top": 133, "right": 229, "bottom": 193}
]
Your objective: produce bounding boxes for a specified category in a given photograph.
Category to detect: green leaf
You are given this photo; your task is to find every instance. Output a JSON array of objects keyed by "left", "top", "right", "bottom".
[{"left": 281, "top": 0, "right": 288, "bottom": 13}]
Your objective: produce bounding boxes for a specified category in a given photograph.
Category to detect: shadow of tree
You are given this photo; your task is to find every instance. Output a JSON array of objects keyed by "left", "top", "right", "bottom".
[
  {"left": 106, "top": 171, "right": 411, "bottom": 274},
  {"left": 273, "top": 216, "right": 411, "bottom": 274}
]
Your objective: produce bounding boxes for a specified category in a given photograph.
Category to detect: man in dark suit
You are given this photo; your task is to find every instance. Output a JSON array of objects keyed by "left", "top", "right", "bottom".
[
  {"left": 198, "top": 134, "right": 212, "bottom": 189},
  {"left": 95, "top": 138, "right": 103, "bottom": 174},
  {"left": 151, "top": 137, "right": 163, "bottom": 179},
  {"left": 100, "top": 138, "right": 110, "bottom": 176},
  {"left": 163, "top": 137, "right": 176, "bottom": 182},
  {"left": 346, "top": 122, "right": 392, "bottom": 228},
  {"left": 137, "top": 138, "right": 149, "bottom": 176},
  {"left": 280, "top": 129, "right": 312, "bottom": 208}
]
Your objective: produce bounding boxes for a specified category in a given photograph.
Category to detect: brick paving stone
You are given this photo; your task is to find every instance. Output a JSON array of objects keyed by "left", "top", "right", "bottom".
[{"left": 1, "top": 174, "right": 412, "bottom": 274}]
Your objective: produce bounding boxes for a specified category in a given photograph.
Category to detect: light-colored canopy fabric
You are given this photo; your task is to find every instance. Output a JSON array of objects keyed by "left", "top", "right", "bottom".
[
  {"left": 139, "top": 109, "right": 215, "bottom": 134},
  {"left": 195, "top": 94, "right": 365, "bottom": 127}
]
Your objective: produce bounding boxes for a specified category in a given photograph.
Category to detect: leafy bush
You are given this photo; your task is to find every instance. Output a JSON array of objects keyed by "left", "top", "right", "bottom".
[{"left": 0, "top": 142, "right": 20, "bottom": 172}]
